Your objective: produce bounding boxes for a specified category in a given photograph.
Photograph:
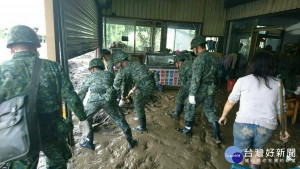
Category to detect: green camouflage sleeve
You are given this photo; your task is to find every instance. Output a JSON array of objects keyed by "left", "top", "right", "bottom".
[
  {"left": 102, "top": 71, "right": 114, "bottom": 89},
  {"left": 189, "top": 57, "right": 205, "bottom": 96},
  {"left": 178, "top": 67, "right": 184, "bottom": 84},
  {"left": 78, "top": 76, "right": 90, "bottom": 101},
  {"left": 113, "top": 69, "right": 123, "bottom": 91},
  {"left": 107, "top": 60, "right": 115, "bottom": 75},
  {"left": 107, "top": 72, "right": 114, "bottom": 86},
  {"left": 59, "top": 66, "right": 86, "bottom": 121}
]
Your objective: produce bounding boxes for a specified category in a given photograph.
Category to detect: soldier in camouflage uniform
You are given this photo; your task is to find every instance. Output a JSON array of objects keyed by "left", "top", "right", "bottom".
[
  {"left": 168, "top": 55, "right": 193, "bottom": 119},
  {"left": 178, "top": 36, "right": 221, "bottom": 143},
  {"left": 78, "top": 58, "right": 137, "bottom": 150},
  {"left": 113, "top": 66, "right": 134, "bottom": 101},
  {"left": 113, "top": 51, "right": 155, "bottom": 131},
  {"left": 100, "top": 49, "right": 114, "bottom": 75},
  {"left": 1, "top": 25, "right": 87, "bottom": 169}
]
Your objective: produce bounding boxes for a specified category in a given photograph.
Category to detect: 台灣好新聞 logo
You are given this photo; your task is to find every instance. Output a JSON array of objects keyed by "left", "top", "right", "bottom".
[{"left": 225, "top": 146, "right": 243, "bottom": 163}]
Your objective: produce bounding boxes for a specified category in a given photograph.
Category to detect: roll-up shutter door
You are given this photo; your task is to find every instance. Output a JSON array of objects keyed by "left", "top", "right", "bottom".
[{"left": 62, "top": 0, "right": 99, "bottom": 59}]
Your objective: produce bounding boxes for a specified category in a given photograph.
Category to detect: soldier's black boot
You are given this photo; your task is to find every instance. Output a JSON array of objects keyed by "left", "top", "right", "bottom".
[
  {"left": 210, "top": 121, "right": 221, "bottom": 143},
  {"left": 80, "top": 131, "right": 95, "bottom": 150},
  {"left": 124, "top": 129, "right": 137, "bottom": 149},
  {"left": 168, "top": 103, "right": 184, "bottom": 119},
  {"left": 177, "top": 121, "right": 193, "bottom": 137},
  {"left": 133, "top": 117, "right": 147, "bottom": 131}
]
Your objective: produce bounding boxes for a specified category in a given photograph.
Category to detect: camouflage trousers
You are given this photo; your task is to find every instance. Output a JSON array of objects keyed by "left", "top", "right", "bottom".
[
  {"left": 132, "top": 82, "right": 155, "bottom": 118},
  {"left": 7, "top": 117, "right": 72, "bottom": 169},
  {"left": 85, "top": 99, "right": 130, "bottom": 133},
  {"left": 184, "top": 85, "right": 218, "bottom": 123},
  {"left": 176, "top": 84, "right": 190, "bottom": 105},
  {"left": 122, "top": 76, "right": 133, "bottom": 98}
]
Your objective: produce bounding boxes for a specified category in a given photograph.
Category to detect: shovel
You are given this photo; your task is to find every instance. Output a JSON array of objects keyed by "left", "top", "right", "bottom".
[
  {"left": 279, "top": 78, "right": 288, "bottom": 169},
  {"left": 121, "top": 92, "right": 133, "bottom": 100}
]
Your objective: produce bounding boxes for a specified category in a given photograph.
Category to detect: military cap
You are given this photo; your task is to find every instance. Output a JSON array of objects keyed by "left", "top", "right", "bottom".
[
  {"left": 190, "top": 36, "right": 207, "bottom": 49},
  {"left": 100, "top": 49, "right": 111, "bottom": 59},
  {"left": 89, "top": 58, "right": 105, "bottom": 70},
  {"left": 6, "top": 25, "right": 41, "bottom": 48},
  {"left": 113, "top": 51, "right": 129, "bottom": 65}
]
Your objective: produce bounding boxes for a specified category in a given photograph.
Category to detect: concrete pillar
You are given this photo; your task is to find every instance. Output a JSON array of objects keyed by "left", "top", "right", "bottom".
[{"left": 44, "top": 0, "right": 56, "bottom": 61}]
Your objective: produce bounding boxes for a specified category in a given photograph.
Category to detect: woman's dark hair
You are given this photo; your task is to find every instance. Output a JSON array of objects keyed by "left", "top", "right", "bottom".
[{"left": 246, "top": 51, "right": 276, "bottom": 89}]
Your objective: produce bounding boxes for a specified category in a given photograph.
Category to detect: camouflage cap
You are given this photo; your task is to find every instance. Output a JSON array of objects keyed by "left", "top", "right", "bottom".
[
  {"left": 190, "top": 36, "right": 206, "bottom": 49},
  {"left": 113, "top": 51, "right": 128, "bottom": 65},
  {"left": 100, "top": 49, "right": 111, "bottom": 59},
  {"left": 6, "top": 25, "right": 41, "bottom": 48},
  {"left": 89, "top": 58, "right": 105, "bottom": 70}
]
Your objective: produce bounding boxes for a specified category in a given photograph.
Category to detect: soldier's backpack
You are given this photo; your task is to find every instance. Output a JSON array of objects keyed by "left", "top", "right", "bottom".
[{"left": 0, "top": 58, "right": 43, "bottom": 163}]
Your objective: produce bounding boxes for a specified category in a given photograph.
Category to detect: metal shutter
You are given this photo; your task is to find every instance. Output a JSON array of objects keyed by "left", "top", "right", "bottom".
[{"left": 62, "top": 0, "right": 99, "bottom": 59}]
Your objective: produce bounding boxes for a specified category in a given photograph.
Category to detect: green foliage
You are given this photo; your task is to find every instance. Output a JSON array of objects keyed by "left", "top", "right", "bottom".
[
  {"left": 0, "top": 29, "right": 5, "bottom": 39},
  {"left": 106, "top": 24, "right": 127, "bottom": 47},
  {"left": 154, "top": 28, "right": 161, "bottom": 51},
  {"left": 135, "top": 26, "right": 151, "bottom": 51},
  {"left": 105, "top": 23, "right": 153, "bottom": 52}
]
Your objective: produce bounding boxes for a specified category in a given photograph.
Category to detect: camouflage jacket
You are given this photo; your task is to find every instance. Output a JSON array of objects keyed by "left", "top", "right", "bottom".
[
  {"left": 0, "top": 51, "right": 86, "bottom": 121},
  {"left": 179, "top": 60, "right": 193, "bottom": 85},
  {"left": 189, "top": 50, "right": 220, "bottom": 95},
  {"left": 78, "top": 70, "right": 114, "bottom": 103},
  {"left": 104, "top": 57, "right": 114, "bottom": 75},
  {"left": 113, "top": 68, "right": 125, "bottom": 91},
  {"left": 114, "top": 61, "right": 153, "bottom": 91}
]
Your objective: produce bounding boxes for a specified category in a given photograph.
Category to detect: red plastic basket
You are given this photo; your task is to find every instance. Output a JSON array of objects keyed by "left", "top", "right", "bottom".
[{"left": 227, "top": 79, "right": 237, "bottom": 92}]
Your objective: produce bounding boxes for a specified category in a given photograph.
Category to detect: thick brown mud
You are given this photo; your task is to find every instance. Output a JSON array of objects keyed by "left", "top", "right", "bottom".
[
  {"left": 68, "top": 90, "right": 227, "bottom": 169},
  {"left": 67, "top": 88, "right": 300, "bottom": 169}
]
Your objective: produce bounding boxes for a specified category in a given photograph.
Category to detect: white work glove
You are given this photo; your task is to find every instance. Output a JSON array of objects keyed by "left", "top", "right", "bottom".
[
  {"left": 79, "top": 120, "right": 90, "bottom": 138},
  {"left": 119, "top": 99, "right": 126, "bottom": 107},
  {"left": 129, "top": 87, "right": 136, "bottom": 95},
  {"left": 189, "top": 95, "right": 196, "bottom": 105}
]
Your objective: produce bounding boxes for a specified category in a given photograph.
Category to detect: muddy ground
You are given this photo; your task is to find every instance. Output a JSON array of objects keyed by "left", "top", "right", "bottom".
[
  {"left": 38, "top": 53, "right": 300, "bottom": 169},
  {"left": 67, "top": 89, "right": 300, "bottom": 169}
]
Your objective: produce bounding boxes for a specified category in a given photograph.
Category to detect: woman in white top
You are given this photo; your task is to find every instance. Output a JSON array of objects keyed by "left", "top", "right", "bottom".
[{"left": 218, "top": 51, "right": 290, "bottom": 169}]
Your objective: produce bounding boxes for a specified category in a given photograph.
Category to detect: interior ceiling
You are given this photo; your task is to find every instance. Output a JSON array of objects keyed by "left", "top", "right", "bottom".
[
  {"left": 224, "top": 0, "right": 256, "bottom": 8},
  {"left": 258, "top": 9, "right": 300, "bottom": 27}
]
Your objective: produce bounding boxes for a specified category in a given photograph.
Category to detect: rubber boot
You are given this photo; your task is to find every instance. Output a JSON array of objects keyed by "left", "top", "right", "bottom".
[
  {"left": 168, "top": 103, "right": 184, "bottom": 119},
  {"left": 80, "top": 131, "right": 95, "bottom": 150},
  {"left": 124, "top": 129, "right": 137, "bottom": 149},
  {"left": 177, "top": 121, "right": 193, "bottom": 137},
  {"left": 133, "top": 117, "right": 147, "bottom": 131},
  {"left": 210, "top": 121, "right": 221, "bottom": 143}
]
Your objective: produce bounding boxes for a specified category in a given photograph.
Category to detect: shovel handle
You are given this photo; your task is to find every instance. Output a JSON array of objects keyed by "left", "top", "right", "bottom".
[
  {"left": 279, "top": 79, "right": 286, "bottom": 137},
  {"left": 121, "top": 92, "right": 133, "bottom": 100}
]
